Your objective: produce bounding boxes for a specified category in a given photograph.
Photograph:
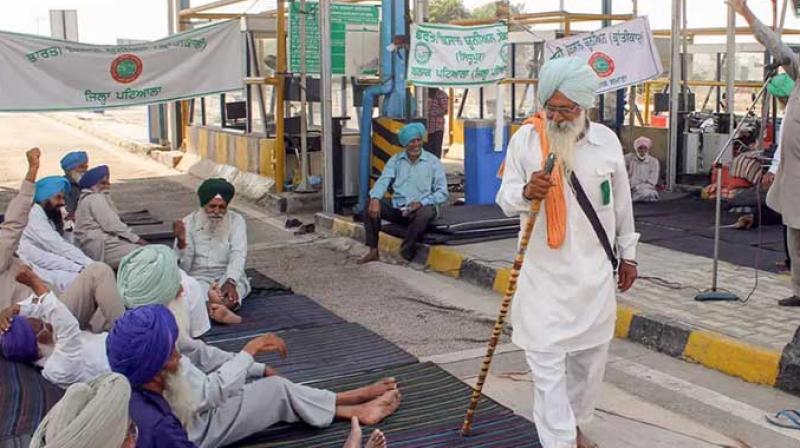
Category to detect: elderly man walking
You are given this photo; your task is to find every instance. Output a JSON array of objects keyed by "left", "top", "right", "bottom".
[
  {"left": 730, "top": 0, "right": 800, "bottom": 305},
  {"left": 175, "top": 178, "right": 250, "bottom": 310},
  {"left": 497, "top": 57, "right": 639, "bottom": 448},
  {"left": 360, "top": 122, "right": 449, "bottom": 263}
]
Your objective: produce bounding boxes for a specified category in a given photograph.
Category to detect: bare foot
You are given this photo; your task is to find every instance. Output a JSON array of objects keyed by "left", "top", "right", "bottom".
[
  {"left": 338, "top": 378, "right": 397, "bottom": 405},
  {"left": 577, "top": 428, "right": 598, "bottom": 448},
  {"left": 365, "top": 429, "right": 386, "bottom": 448},
  {"left": 209, "top": 303, "right": 242, "bottom": 325},
  {"left": 343, "top": 416, "right": 362, "bottom": 448},
  {"left": 358, "top": 249, "right": 380, "bottom": 264},
  {"left": 356, "top": 390, "right": 401, "bottom": 426}
]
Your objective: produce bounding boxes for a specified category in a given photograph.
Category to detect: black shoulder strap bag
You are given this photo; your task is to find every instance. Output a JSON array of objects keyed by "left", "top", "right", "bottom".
[{"left": 569, "top": 172, "right": 619, "bottom": 272}]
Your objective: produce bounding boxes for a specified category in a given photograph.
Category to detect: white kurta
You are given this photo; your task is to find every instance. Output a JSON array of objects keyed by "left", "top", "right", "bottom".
[
  {"left": 19, "top": 292, "right": 109, "bottom": 389},
  {"left": 17, "top": 204, "right": 94, "bottom": 291},
  {"left": 497, "top": 122, "right": 639, "bottom": 353},
  {"left": 180, "top": 270, "right": 212, "bottom": 338},
  {"left": 176, "top": 210, "right": 251, "bottom": 300}
]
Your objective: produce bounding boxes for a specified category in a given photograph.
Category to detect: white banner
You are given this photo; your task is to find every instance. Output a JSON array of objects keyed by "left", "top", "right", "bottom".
[
  {"left": 544, "top": 17, "right": 663, "bottom": 94},
  {"left": 408, "top": 22, "right": 509, "bottom": 87},
  {"left": 0, "top": 21, "right": 244, "bottom": 111}
]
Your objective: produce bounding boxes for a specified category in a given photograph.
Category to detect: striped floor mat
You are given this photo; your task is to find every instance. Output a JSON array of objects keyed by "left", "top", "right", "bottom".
[
  {"left": 209, "top": 323, "right": 418, "bottom": 384},
  {"left": 0, "top": 362, "right": 63, "bottom": 442},
  {"left": 203, "top": 292, "right": 345, "bottom": 342},
  {"left": 228, "top": 362, "right": 540, "bottom": 448}
]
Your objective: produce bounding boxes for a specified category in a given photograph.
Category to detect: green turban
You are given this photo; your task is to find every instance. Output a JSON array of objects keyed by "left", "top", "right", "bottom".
[
  {"left": 768, "top": 73, "right": 795, "bottom": 98},
  {"left": 198, "top": 178, "right": 235, "bottom": 206},
  {"left": 117, "top": 245, "right": 181, "bottom": 308},
  {"left": 537, "top": 57, "right": 600, "bottom": 109}
]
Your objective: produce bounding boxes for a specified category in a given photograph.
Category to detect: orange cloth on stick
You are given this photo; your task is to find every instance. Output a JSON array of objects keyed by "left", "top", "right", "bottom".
[{"left": 496, "top": 113, "right": 567, "bottom": 248}]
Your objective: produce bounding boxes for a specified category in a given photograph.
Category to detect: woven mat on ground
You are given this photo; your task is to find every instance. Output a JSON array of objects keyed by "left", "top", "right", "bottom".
[
  {"left": 0, "top": 361, "right": 63, "bottom": 442},
  {"left": 382, "top": 223, "right": 518, "bottom": 246},
  {"left": 209, "top": 323, "right": 417, "bottom": 384},
  {"left": 203, "top": 292, "right": 345, "bottom": 342},
  {"left": 246, "top": 269, "right": 292, "bottom": 295},
  {"left": 430, "top": 205, "right": 519, "bottom": 233},
  {"left": 119, "top": 209, "right": 163, "bottom": 226},
  {"left": 227, "top": 362, "right": 540, "bottom": 448}
]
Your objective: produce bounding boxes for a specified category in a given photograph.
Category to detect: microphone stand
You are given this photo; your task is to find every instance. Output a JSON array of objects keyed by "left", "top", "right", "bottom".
[{"left": 695, "top": 66, "right": 779, "bottom": 301}]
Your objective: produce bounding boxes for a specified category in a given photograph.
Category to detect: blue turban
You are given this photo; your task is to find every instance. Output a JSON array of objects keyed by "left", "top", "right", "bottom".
[
  {"left": 0, "top": 317, "right": 38, "bottom": 363},
  {"left": 60, "top": 151, "right": 88, "bottom": 171},
  {"left": 768, "top": 73, "right": 795, "bottom": 98},
  {"left": 34, "top": 176, "right": 70, "bottom": 203},
  {"left": 77, "top": 165, "right": 109, "bottom": 189},
  {"left": 106, "top": 305, "right": 178, "bottom": 387},
  {"left": 117, "top": 246, "right": 182, "bottom": 309},
  {"left": 398, "top": 123, "right": 426, "bottom": 148},
  {"left": 198, "top": 178, "right": 235, "bottom": 206},
  {"left": 537, "top": 57, "right": 600, "bottom": 110}
]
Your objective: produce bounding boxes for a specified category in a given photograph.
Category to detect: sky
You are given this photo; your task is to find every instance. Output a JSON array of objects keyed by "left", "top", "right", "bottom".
[{"left": 0, "top": 0, "right": 799, "bottom": 44}]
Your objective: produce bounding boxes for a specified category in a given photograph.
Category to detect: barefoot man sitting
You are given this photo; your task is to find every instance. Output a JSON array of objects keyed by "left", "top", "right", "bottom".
[
  {"left": 175, "top": 178, "right": 250, "bottom": 311},
  {"left": 497, "top": 57, "right": 639, "bottom": 448},
  {"left": 108, "top": 301, "right": 401, "bottom": 448}
]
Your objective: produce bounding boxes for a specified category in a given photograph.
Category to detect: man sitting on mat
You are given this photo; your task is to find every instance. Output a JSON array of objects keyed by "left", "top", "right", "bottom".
[
  {"left": 74, "top": 165, "right": 147, "bottom": 270},
  {"left": 360, "top": 123, "right": 449, "bottom": 263},
  {"left": 18, "top": 176, "right": 95, "bottom": 291},
  {"left": 60, "top": 150, "right": 89, "bottom": 220},
  {"left": 107, "top": 301, "right": 402, "bottom": 448},
  {"left": 175, "top": 178, "right": 250, "bottom": 311}
]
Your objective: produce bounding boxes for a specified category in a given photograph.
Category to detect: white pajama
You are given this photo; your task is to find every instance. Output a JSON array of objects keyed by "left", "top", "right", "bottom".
[
  {"left": 497, "top": 122, "right": 639, "bottom": 448},
  {"left": 525, "top": 343, "right": 610, "bottom": 448}
]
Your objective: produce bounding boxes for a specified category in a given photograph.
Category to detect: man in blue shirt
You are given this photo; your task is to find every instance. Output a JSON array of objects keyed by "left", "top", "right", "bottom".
[{"left": 360, "top": 122, "right": 449, "bottom": 263}]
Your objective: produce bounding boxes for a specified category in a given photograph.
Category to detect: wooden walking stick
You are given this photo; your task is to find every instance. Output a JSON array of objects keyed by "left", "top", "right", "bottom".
[{"left": 461, "top": 152, "right": 557, "bottom": 436}]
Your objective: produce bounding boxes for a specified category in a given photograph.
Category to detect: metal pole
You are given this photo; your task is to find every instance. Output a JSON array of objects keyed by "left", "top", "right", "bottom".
[
  {"left": 667, "top": 0, "right": 681, "bottom": 190},
  {"left": 726, "top": 2, "right": 735, "bottom": 134},
  {"left": 320, "top": 0, "right": 335, "bottom": 212},
  {"left": 296, "top": 0, "right": 313, "bottom": 192}
]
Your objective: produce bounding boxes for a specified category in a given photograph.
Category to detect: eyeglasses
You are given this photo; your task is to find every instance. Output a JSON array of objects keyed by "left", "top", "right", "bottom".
[{"left": 544, "top": 102, "right": 580, "bottom": 115}]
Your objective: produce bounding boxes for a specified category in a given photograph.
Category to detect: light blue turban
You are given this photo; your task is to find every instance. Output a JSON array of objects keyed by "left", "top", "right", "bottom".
[
  {"left": 398, "top": 122, "right": 426, "bottom": 148},
  {"left": 117, "top": 245, "right": 182, "bottom": 309},
  {"left": 537, "top": 57, "right": 600, "bottom": 110},
  {"left": 60, "top": 151, "right": 88, "bottom": 171},
  {"left": 34, "top": 176, "right": 70, "bottom": 203}
]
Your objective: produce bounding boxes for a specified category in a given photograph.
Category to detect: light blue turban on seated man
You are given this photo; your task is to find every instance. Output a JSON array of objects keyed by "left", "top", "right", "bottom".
[
  {"left": 34, "top": 176, "right": 70, "bottom": 204},
  {"left": 60, "top": 151, "right": 88, "bottom": 172},
  {"left": 398, "top": 122, "right": 426, "bottom": 148},
  {"left": 537, "top": 57, "right": 601, "bottom": 109},
  {"left": 0, "top": 316, "right": 38, "bottom": 362},
  {"left": 106, "top": 304, "right": 179, "bottom": 387},
  {"left": 117, "top": 245, "right": 182, "bottom": 309}
]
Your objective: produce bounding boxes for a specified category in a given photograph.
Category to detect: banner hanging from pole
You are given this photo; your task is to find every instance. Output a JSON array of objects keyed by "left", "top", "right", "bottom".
[
  {"left": 408, "top": 22, "right": 510, "bottom": 87},
  {"left": 0, "top": 20, "right": 244, "bottom": 112},
  {"left": 544, "top": 17, "right": 663, "bottom": 94}
]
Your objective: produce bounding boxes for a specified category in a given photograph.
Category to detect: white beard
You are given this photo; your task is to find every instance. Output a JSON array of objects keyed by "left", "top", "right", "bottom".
[
  {"left": 198, "top": 209, "right": 231, "bottom": 241},
  {"left": 545, "top": 109, "right": 587, "bottom": 178},
  {"left": 164, "top": 365, "right": 197, "bottom": 428},
  {"left": 167, "top": 294, "right": 192, "bottom": 342}
]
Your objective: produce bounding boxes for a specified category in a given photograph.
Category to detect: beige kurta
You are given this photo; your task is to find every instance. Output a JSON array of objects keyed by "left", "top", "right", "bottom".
[{"left": 74, "top": 190, "right": 141, "bottom": 269}]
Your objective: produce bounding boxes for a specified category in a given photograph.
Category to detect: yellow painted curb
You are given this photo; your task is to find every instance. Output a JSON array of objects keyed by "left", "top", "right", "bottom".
[
  {"left": 683, "top": 331, "right": 781, "bottom": 386},
  {"left": 426, "top": 247, "right": 463, "bottom": 277},
  {"left": 332, "top": 219, "right": 357, "bottom": 238},
  {"left": 492, "top": 268, "right": 512, "bottom": 294},
  {"left": 615, "top": 305, "right": 638, "bottom": 339},
  {"left": 378, "top": 233, "right": 403, "bottom": 255}
]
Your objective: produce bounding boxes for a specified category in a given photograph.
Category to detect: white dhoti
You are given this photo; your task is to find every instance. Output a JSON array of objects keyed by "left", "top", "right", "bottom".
[
  {"left": 525, "top": 343, "right": 610, "bottom": 448},
  {"left": 190, "top": 376, "right": 336, "bottom": 448}
]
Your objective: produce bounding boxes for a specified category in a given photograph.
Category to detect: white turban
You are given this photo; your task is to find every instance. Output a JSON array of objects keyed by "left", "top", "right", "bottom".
[
  {"left": 30, "top": 373, "right": 131, "bottom": 448},
  {"left": 537, "top": 57, "right": 600, "bottom": 110}
]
